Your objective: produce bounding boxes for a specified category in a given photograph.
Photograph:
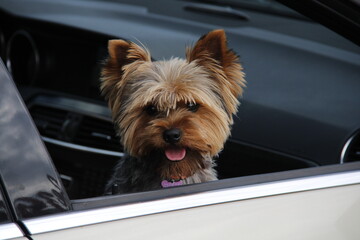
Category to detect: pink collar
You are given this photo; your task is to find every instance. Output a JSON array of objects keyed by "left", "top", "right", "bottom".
[{"left": 161, "top": 179, "right": 183, "bottom": 188}]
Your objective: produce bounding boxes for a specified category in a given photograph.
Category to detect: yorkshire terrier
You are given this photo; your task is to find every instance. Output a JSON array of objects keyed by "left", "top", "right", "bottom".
[{"left": 101, "top": 29, "right": 245, "bottom": 194}]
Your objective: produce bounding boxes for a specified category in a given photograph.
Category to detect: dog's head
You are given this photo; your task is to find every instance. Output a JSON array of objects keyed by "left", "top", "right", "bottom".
[{"left": 101, "top": 29, "right": 245, "bottom": 181}]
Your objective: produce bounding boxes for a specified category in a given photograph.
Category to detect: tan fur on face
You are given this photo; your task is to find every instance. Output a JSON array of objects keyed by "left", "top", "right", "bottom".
[{"left": 101, "top": 29, "right": 245, "bottom": 180}]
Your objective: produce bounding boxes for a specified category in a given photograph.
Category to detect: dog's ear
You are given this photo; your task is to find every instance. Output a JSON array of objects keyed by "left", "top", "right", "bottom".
[
  {"left": 108, "top": 40, "right": 150, "bottom": 67},
  {"left": 187, "top": 29, "right": 228, "bottom": 66},
  {"left": 101, "top": 40, "right": 150, "bottom": 111},
  {"left": 187, "top": 29, "right": 246, "bottom": 115}
]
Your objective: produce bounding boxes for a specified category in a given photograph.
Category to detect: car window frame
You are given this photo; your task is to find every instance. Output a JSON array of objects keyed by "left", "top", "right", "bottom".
[{"left": 0, "top": 59, "right": 72, "bottom": 222}]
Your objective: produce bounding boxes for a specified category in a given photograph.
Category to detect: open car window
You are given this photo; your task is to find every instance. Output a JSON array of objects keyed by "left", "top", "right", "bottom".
[{"left": 0, "top": 0, "right": 360, "bottom": 238}]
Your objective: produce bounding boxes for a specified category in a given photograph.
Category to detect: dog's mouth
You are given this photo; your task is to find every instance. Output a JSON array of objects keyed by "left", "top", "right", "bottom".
[
  {"left": 158, "top": 147, "right": 204, "bottom": 188},
  {"left": 164, "top": 146, "right": 186, "bottom": 161},
  {"left": 161, "top": 146, "right": 186, "bottom": 188}
]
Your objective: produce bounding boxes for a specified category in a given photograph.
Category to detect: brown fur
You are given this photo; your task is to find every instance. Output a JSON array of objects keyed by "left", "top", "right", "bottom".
[{"left": 101, "top": 29, "right": 245, "bottom": 182}]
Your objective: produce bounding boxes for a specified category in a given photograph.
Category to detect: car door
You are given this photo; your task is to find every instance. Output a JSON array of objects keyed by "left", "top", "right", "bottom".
[{"left": 24, "top": 168, "right": 360, "bottom": 240}]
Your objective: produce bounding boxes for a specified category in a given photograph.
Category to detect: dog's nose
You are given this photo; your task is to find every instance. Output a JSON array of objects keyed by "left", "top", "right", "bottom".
[{"left": 163, "top": 128, "right": 182, "bottom": 143}]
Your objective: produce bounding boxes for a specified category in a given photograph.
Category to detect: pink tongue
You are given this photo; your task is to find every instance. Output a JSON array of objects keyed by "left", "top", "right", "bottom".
[{"left": 165, "top": 147, "right": 186, "bottom": 161}]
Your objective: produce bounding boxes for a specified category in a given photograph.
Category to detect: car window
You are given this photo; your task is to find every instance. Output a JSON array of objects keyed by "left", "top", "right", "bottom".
[
  {"left": 0, "top": 0, "right": 359, "bottom": 215},
  {"left": 0, "top": 181, "right": 25, "bottom": 240},
  {"left": 0, "top": 59, "right": 72, "bottom": 220},
  {"left": 0, "top": 188, "right": 10, "bottom": 224}
]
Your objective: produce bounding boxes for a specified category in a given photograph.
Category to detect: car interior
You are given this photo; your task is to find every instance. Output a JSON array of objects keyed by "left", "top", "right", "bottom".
[{"left": 0, "top": 0, "right": 359, "bottom": 202}]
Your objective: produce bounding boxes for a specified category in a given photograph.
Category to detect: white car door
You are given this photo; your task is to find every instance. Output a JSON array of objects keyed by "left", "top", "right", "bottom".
[{"left": 26, "top": 169, "right": 360, "bottom": 240}]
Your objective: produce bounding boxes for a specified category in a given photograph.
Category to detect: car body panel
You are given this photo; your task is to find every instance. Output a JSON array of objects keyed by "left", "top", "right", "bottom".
[
  {"left": 31, "top": 183, "right": 360, "bottom": 240},
  {"left": 0, "top": 223, "right": 24, "bottom": 240},
  {"left": 6, "top": 238, "right": 27, "bottom": 240},
  {"left": 22, "top": 169, "right": 360, "bottom": 238}
]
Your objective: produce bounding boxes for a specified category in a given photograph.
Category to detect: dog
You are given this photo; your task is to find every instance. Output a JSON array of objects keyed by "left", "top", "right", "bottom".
[{"left": 101, "top": 29, "right": 245, "bottom": 194}]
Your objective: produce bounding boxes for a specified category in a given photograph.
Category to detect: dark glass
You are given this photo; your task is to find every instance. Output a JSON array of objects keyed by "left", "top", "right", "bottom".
[
  {"left": 0, "top": 60, "right": 72, "bottom": 220},
  {"left": 0, "top": 188, "right": 10, "bottom": 223}
]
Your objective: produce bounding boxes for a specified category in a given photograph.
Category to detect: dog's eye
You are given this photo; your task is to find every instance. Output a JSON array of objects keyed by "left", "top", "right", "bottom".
[
  {"left": 187, "top": 102, "right": 200, "bottom": 112},
  {"left": 145, "top": 105, "right": 158, "bottom": 116}
]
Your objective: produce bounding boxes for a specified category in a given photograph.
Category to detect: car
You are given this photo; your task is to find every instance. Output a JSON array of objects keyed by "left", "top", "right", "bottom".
[{"left": 0, "top": 0, "right": 360, "bottom": 239}]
